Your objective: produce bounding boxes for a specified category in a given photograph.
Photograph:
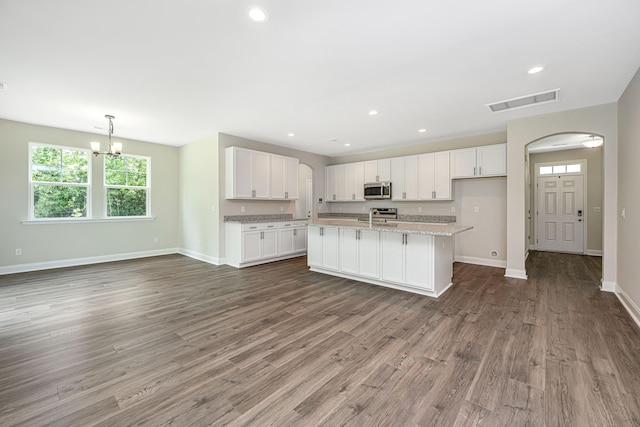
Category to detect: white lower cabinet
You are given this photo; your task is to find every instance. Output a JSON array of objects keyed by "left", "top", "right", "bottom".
[
  {"left": 307, "top": 225, "right": 339, "bottom": 270},
  {"left": 339, "top": 228, "right": 379, "bottom": 279},
  {"left": 279, "top": 222, "right": 307, "bottom": 256},
  {"left": 308, "top": 225, "right": 455, "bottom": 297},
  {"left": 226, "top": 221, "right": 307, "bottom": 268},
  {"left": 381, "top": 231, "right": 434, "bottom": 291}
]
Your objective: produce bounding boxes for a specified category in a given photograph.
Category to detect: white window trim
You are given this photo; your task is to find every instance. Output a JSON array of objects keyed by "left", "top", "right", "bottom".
[
  {"left": 21, "top": 217, "right": 156, "bottom": 225},
  {"left": 28, "top": 142, "right": 92, "bottom": 220},
  {"left": 535, "top": 159, "right": 586, "bottom": 177},
  {"left": 103, "top": 153, "right": 152, "bottom": 218}
]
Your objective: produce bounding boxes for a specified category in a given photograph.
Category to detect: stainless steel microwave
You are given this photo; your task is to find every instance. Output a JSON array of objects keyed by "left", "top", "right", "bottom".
[{"left": 364, "top": 182, "right": 392, "bottom": 200}]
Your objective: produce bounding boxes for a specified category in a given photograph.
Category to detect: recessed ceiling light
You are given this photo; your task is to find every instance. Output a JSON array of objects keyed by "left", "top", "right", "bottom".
[
  {"left": 287, "top": 133, "right": 295, "bottom": 137},
  {"left": 247, "top": 6, "right": 268, "bottom": 22},
  {"left": 344, "top": 143, "right": 351, "bottom": 147},
  {"left": 528, "top": 66, "right": 544, "bottom": 74},
  {"left": 418, "top": 128, "right": 427, "bottom": 133},
  {"left": 369, "top": 110, "right": 378, "bottom": 115}
]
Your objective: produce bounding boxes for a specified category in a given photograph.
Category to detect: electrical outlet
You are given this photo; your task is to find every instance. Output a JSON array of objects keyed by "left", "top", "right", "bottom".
[
  {"left": 593, "top": 207, "right": 601, "bottom": 213},
  {"left": 153, "top": 237, "right": 159, "bottom": 244},
  {"left": 451, "top": 207, "right": 456, "bottom": 213},
  {"left": 418, "top": 206, "right": 422, "bottom": 213},
  {"left": 241, "top": 206, "right": 245, "bottom": 213},
  {"left": 280, "top": 206, "right": 284, "bottom": 212},
  {"left": 474, "top": 206, "right": 480, "bottom": 213},
  {"left": 15, "top": 248, "right": 22, "bottom": 256}
]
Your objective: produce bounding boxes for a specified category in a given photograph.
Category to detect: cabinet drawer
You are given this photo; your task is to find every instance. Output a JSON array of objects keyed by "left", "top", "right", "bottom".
[
  {"left": 279, "top": 222, "right": 308, "bottom": 228},
  {"left": 242, "top": 222, "right": 278, "bottom": 231}
]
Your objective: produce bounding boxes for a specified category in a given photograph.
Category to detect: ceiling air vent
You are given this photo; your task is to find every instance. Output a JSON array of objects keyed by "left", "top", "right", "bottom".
[{"left": 487, "top": 89, "right": 559, "bottom": 113}]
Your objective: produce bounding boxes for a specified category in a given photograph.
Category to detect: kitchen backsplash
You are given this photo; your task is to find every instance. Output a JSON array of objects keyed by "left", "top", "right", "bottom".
[{"left": 318, "top": 213, "right": 456, "bottom": 223}]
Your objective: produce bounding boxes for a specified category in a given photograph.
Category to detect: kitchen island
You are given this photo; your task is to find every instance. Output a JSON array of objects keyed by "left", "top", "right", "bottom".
[{"left": 307, "top": 219, "right": 472, "bottom": 298}]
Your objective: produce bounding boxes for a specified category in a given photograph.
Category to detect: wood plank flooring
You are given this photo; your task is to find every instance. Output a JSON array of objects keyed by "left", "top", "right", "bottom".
[{"left": 0, "top": 251, "right": 639, "bottom": 426}]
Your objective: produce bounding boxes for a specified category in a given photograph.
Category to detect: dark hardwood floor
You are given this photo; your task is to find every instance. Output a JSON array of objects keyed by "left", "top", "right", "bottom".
[{"left": 0, "top": 251, "right": 639, "bottom": 426}]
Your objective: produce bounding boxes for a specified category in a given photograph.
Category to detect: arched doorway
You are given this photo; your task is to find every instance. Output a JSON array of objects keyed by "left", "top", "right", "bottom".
[
  {"left": 297, "top": 163, "right": 313, "bottom": 219},
  {"left": 525, "top": 133, "right": 604, "bottom": 280}
]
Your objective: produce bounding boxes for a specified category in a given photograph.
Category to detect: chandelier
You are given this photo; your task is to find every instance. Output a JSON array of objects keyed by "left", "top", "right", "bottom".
[{"left": 91, "top": 114, "right": 122, "bottom": 157}]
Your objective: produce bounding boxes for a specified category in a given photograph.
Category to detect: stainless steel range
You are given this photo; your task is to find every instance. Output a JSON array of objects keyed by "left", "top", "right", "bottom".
[{"left": 357, "top": 207, "right": 397, "bottom": 224}]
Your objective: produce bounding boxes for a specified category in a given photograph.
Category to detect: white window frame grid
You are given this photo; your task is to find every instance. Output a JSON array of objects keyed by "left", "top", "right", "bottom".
[
  {"left": 28, "top": 142, "right": 92, "bottom": 220},
  {"left": 103, "top": 153, "right": 151, "bottom": 218},
  {"left": 538, "top": 161, "right": 583, "bottom": 176}
]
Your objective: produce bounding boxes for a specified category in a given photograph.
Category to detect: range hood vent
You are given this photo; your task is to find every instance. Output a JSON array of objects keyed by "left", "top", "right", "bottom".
[{"left": 487, "top": 89, "right": 560, "bottom": 113}]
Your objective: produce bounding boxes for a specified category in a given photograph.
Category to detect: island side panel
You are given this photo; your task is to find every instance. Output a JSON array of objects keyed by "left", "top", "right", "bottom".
[{"left": 434, "top": 234, "right": 455, "bottom": 296}]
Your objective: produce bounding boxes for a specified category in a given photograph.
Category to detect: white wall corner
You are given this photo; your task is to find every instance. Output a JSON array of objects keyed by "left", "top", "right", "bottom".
[
  {"left": 178, "top": 248, "right": 225, "bottom": 266},
  {"left": 601, "top": 280, "right": 617, "bottom": 293},
  {"left": 504, "top": 268, "right": 528, "bottom": 280},
  {"left": 614, "top": 285, "right": 640, "bottom": 330}
]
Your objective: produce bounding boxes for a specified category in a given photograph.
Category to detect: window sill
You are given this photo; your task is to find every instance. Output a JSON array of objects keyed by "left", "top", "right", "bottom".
[{"left": 22, "top": 217, "right": 156, "bottom": 225}]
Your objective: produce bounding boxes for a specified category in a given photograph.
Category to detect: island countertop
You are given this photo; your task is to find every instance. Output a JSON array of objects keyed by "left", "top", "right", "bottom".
[{"left": 308, "top": 218, "right": 472, "bottom": 236}]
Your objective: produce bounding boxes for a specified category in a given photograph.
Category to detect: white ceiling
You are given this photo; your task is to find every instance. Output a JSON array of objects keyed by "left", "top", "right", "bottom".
[{"left": 1, "top": 0, "right": 639, "bottom": 157}]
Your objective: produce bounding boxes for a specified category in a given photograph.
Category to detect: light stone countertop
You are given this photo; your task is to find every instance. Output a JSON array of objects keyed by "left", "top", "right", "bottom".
[
  {"left": 224, "top": 216, "right": 309, "bottom": 224},
  {"left": 309, "top": 218, "right": 472, "bottom": 236}
]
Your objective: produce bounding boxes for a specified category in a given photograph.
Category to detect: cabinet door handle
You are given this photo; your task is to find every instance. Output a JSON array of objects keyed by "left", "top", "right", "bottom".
[
  {"left": 294, "top": 229, "right": 297, "bottom": 236},
  {"left": 285, "top": 191, "right": 288, "bottom": 199},
  {"left": 479, "top": 166, "right": 482, "bottom": 175},
  {"left": 376, "top": 174, "right": 379, "bottom": 181},
  {"left": 249, "top": 226, "right": 257, "bottom": 229},
  {"left": 352, "top": 194, "right": 355, "bottom": 200},
  {"left": 252, "top": 189, "right": 256, "bottom": 198},
  {"left": 432, "top": 190, "right": 436, "bottom": 199}
]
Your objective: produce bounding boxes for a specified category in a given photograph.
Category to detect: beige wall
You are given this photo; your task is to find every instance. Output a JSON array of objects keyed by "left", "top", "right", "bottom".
[
  {"left": 179, "top": 134, "right": 221, "bottom": 262},
  {"left": 0, "top": 119, "right": 180, "bottom": 271},
  {"left": 506, "top": 104, "right": 618, "bottom": 283},
  {"left": 331, "top": 131, "right": 506, "bottom": 164},
  {"left": 617, "top": 66, "right": 640, "bottom": 314},
  {"left": 217, "top": 133, "right": 330, "bottom": 260},
  {"left": 529, "top": 146, "right": 603, "bottom": 253}
]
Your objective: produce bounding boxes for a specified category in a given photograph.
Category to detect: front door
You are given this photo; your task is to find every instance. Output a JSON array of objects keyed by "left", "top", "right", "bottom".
[{"left": 537, "top": 175, "right": 584, "bottom": 253}]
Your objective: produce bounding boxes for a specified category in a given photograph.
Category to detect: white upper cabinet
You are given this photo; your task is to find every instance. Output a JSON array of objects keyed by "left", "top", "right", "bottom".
[
  {"left": 477, "top": 144, "right": 507, "bottom": 177},
  {"left": 364, "top": 158, "right": 391, "bottom": 182},
  {"left": 344, "top": 162, "right": 365, "bottom": 201},
  {"left": 450, "top": 143, "right": 506, "bottom": 179},
  {"left": 391, "top": 155, "right": 419, "bottom": 201},
  {"left": 418, "top": 151, "right": 451, "bottom": 200},
  {"left": 326, "top": 162, "right": 364, "bottom": 202},
  {"left": 226, "top": 147, "right": 299, "bottom": 200},
  {"left": 271, "top": 155, "right": 299, "bottom": 200}
]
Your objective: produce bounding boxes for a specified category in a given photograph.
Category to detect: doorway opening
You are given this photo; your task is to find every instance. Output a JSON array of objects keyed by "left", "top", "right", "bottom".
[
  {"left": 296, "top": 163, "right": 313, "bottom": 219},
  {"left": 525, "top": 133, "right": 604, "bottom": 280}
]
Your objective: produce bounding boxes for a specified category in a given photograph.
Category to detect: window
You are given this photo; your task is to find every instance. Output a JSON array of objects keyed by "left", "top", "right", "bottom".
[
  {"left": 29, "top": 143, "right": 90, "bottom": 219},
  {"left": 104, "top": 155, "right": 150, "bottom": 217},
  {"left": 539, "top": 163, "right": 581, "bottom": 175}
]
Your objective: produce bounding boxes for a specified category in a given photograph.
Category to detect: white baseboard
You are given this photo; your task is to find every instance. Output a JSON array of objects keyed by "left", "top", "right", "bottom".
[
  {"left": 615, "top": 285, "right": 640, "bottom": 330},
  {"left": 455, "top": 255, "right": 506, "bottom": 269},
  {"left": 586, "top": 249, "right": 603, "bottom": 257},
  {"left": 601, "top": 280, "right": 616, "bottom": 293},
  {"left": 0, "top": 248, "right": 179, "bottom": 275},
  {"left": 178, "top": 248, "right": 225, "bottom": 266},
  {"left": 504, "top": 268, "right": 528, "bottom": 280}
]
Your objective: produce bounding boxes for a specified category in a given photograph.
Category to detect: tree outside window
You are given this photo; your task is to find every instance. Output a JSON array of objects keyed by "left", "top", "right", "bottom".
[
  {"left": 30, "top": 144, "right": 90, "bottom": 218},
  {"left": 104, "top": 155, "right": 150, "bottom": 217}
]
